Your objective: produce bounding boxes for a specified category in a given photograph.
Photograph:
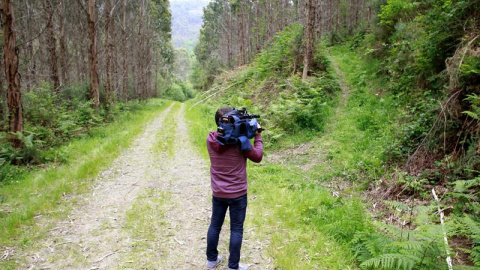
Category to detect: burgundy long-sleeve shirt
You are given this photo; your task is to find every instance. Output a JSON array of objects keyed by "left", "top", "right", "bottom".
[{"left": 206, "top": 131, "right": 263, "bottom": 198}]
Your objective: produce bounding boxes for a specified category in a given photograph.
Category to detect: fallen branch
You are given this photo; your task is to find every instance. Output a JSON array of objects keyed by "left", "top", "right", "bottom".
[
  {"left": 432, "top": 188, "right": 453, "bottom": 270},
  {"left": 94, "top": 250, "right": 118, "bottom": 263},
  {"left": 189, "top": 81, "right": 243, "bottom": 110}
]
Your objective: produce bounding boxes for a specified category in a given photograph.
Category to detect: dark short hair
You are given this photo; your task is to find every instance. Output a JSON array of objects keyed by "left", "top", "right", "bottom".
[{"left": 215, "top": 107, "right": 232, "bottom": 126}]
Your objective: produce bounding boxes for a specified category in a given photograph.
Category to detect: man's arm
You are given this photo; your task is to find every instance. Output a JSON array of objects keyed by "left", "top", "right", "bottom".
[{"left": 244, "top": 134, "right": 263, "bottom": 162}]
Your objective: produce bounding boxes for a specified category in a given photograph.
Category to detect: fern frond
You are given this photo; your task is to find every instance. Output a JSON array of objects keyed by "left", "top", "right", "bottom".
[
  {"left": 388, "top": 240, "right": 425, "bottom": 255},
  {"left": 384, "top": 200, "right": 411, "bottom": 212},
  {"left": 462, "top": 215, "right": 480, "bottom": 240},
  {"left": 374, "top": 221, "right": 404, "bottom": 239},
  {"left": 472, "top": 246, "right": 480, "bottom": 266},
  {"left": 453, "top": 177, "right": 480, "bottom": 193},
  {"left": 360, "top": 253, "right": 419, "bottom": 270}
]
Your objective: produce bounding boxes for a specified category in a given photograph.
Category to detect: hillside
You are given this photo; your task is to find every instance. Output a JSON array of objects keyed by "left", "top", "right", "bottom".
[
  {"left": 190, "top": 1, "right": 480, "bottom": 269},
  {"left": 171, "top": 0, "right": 210, "bottom": 50}
]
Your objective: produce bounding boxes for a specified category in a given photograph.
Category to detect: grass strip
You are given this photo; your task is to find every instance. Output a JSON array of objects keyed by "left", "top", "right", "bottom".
[
  {"left": 153, "top": 102, "right": 181, "bottom": 157},
  {"left": 121, "top": 188, "right": 170, "bottom": 268},
  {"left": 0, "top": 99, "right": 171, "bottom": 265}
]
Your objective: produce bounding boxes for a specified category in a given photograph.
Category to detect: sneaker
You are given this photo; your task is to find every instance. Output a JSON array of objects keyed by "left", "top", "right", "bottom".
[
  {"left": 207, "top": 255, "right": 222, "bottom": 269},
  {"left": 228, "top": 264, "right": 249, "bottom": 270}
]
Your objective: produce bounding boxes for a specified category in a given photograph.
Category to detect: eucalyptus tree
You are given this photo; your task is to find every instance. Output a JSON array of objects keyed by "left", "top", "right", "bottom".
[{"left": 1, "top": 0, "right": 23, "bottom": 147}]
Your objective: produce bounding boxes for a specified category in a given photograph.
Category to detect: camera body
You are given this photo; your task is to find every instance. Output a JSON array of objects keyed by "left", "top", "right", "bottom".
[{"left": 216, "top": 108, "right": 262, "bottom": 151}]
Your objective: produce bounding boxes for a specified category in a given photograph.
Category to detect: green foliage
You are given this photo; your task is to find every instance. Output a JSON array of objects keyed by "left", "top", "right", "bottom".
[
  {"left": 0, "top": 83, "right": 164, "bottom": 168},
  {"left": 253, "top": 24, "right": 304, "bottom": 79},
  {"left": 265, "top": 74, "right": 338, "bottom": 135},
  {"left": 192, "top": 0, "right": 225, "bottom": 90},
  {"left": 461, "top": 215, "right": 480, "bottom": 266},
  {"left": 161, "top": 81, "right": 195, "bottom": 102},
  {"left": 195, "top": 25, "right": 340, "bottom": 147},
  {"left": 378, "top": 0, "right": 420, "bottom": 26},
  {"left": 352, "top": 220, "right": 444, "bottom": 270}
]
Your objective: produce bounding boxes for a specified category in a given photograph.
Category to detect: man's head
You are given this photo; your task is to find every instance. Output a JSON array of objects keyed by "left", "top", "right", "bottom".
[{"left": 215, "top": 107, "right": 232, "bottom": 126}]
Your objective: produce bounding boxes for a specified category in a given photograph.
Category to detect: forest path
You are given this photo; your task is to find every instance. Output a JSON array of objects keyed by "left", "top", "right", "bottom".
[
  {"left": 266, "top": 55, "right": 352, "bottom": 172},
  {"left": 21, "top": 103, "right": 270, "bottom": 269},
  {"left": 329, "top": 56, "right": 350, "bottom": 112}
]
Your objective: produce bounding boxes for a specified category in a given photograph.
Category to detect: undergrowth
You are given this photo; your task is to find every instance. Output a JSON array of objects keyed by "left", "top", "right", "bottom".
[
  {"left": 191, "top": 24, "right": 341, "bottom": 150},
  {"left": 0, "top": 83, "right": 152, "bottom": 168},
  {"left": 185, "top": 34, "right": 478, "bottom": 267}
]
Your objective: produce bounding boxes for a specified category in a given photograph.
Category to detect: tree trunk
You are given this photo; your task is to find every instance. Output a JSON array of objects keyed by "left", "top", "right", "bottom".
[
  {"left": 104, "top": 0, "right": 114, "bottom": 107},
  {"left": 255, "top": 0, "right": 261, "bottom": 54},
  {"left": 24, "top": 0, "right": 35, "bottom": 91},
  {"left": 122, "top": 0, "right": 128, "bottom": 101},
  {"left": 2, "top": 0, "right": 23, "bottom": 147},
  {"left": 227, "top": 9, "right": 232, "bottom": 68},
  {"left": 302, "top": 0, "right": 315, "bottom": 80},
  {"left": 238, "top": 3, "right": 245, "bottom": 66},
  {"left": 87, "top": 0, "right": 100, "bottom": 109},
  {"left": 45, "top": 0, "right": 60, "bottom": 93},
  {"left": 58, "top": 0, "right": 69, "bottom": 86},
  {"left": 316, "top": 0, "right": 322, "bottom": 38},
  {"left": 0, "top": 49, "right": 5, "bottom": 128}
]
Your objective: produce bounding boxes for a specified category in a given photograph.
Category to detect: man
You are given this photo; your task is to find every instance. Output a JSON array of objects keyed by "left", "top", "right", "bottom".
[{"left": 206, "top": 107, "right": 263, "bottom": 270}]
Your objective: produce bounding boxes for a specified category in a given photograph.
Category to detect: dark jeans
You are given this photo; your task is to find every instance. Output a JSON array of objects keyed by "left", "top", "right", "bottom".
[{"left": 206, "top": 194, "right": 247, "bottom": 269}]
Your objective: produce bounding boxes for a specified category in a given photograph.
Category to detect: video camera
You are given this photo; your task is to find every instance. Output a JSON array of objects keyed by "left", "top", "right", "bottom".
[{"left": 216, "top": 108, "right": 263, "bottom": 152}]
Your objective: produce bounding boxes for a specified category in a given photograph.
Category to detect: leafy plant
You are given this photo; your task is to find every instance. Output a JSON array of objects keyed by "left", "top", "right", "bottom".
[{"left": 461, "top": 215, "right": 480, "bottom": 266}]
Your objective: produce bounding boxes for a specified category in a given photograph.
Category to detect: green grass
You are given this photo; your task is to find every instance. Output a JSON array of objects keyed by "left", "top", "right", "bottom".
[
  {"left": 303, "top": 45, "right": 401, "bottom": 182},
  {"left": 183, "top": 44, "right": 407, "bottom": 269},
  {"left": 121, "top": 188, "right": 170, "bottom": 268},
  {"left": 185, "top": 102, "right": 371, "bottom": 269},
  {"left": 0, "top": 99, "right": 170, "bottom": 268},
  {"left": 153, "top": 102, "right": 181, "bottom": 157}
]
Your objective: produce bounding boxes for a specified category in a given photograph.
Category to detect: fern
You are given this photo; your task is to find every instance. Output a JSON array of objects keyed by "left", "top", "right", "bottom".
[
  {"left": 388, "top": 240, "right": 425, "bottom": 254},
  {"left": 453, "top": 177, "right": 480, "bottom": 193},
  {"left": 462, "top": 215, "right": 480, "bottom": 266},
  {"left": 360, "top": 253, "right": 419, "bottom": 270},
  {"left": 463, "top": 215, "right": 480, "bottom": 238},
  {"left": 383, "top": 200, "right": 411, "bottom": 212}
]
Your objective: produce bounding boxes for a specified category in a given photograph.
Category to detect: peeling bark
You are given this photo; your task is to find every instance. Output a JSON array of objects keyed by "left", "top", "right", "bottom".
[{"left": 2, "top": 0, "right": 23, "bottom": 147}]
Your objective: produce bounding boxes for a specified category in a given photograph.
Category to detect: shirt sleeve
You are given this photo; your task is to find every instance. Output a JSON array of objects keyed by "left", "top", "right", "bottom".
[{"left": 244, "top": 134, "right": 263, "bottom": 163}]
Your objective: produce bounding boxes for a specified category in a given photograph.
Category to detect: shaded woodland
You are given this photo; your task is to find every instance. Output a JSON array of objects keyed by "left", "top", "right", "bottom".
[
  {"left": 194, "top": 0, "right": 374, "bottom": 87},
  {"left": 0, "top": 0, "right": 173, "bottom": 162}
]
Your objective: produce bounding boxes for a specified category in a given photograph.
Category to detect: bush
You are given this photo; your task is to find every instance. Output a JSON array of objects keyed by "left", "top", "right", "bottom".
[
  {"left": 161, "top": 81, "right": 195, "bottom": 102},
  {"left": 266, "top": 75, "right": 338, "bottom": 134}
]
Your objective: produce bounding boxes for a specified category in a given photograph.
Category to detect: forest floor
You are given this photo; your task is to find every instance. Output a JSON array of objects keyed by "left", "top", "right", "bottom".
[{"left": 17, "top": 103, "right": 272, "bottom": 269}]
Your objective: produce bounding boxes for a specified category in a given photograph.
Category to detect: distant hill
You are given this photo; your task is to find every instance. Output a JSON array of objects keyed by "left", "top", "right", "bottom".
[{"left": 171, "top": 0, "right": 210, "bottom": 51}]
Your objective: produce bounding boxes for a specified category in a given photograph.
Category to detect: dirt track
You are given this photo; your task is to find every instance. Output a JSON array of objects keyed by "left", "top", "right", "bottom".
[{"left": 20, "top": 103, "right": 271, "bottom": 270}]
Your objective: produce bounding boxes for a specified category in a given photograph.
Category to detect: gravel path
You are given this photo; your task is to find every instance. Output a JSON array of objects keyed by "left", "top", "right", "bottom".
[{"left": 20, "top": 103, "right": 271, "bottom": 270}]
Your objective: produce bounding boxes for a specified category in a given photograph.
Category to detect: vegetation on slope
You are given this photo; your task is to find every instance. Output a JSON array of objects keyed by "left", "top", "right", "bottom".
[{"left": 189, "top": 0, "right": 480, "bottom": 264}]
